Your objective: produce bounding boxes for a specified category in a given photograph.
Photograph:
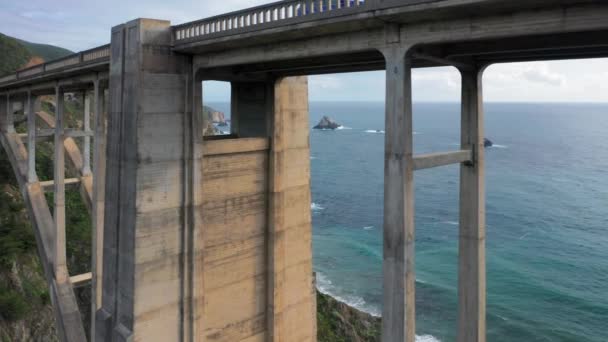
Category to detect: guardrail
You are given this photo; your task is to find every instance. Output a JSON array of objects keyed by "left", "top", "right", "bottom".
[
  {"left": 173, "top": 0, "right": 368, "bottom": 43},
  {"left": 0, "top": 44, "right": 110, "bottom": 85}
]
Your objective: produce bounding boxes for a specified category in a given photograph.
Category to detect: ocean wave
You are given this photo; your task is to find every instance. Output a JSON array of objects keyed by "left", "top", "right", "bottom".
[
  {"left": 310, "top": 156, "right": 317, "bottom": 160},
  {"left": 316, "top": 272, "right": 381, "bottom": 317},
  {"left": 365, "top": 129, "right": 385, "bottom": 134},
  {"left": 336, "top": 125, "right": 352, "bottom": 130},
  {"left": 311, "top": 202, "right": 325, "bottom": 211},
  {"left": 491, "top": 144, "right": 508, "bottom": 149},
  {"left": 363, "top": 226, "right": 374, "bottom": 230},
  {"left": 441, "top": 221, "right": 459, "bottom": 226}
]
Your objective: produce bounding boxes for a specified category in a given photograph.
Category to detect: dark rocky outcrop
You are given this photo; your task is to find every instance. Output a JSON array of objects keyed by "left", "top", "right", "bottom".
[
  {"left": 314, "top": 116, "right": 341, "bottom": 130},
  {"left": 484, "top": 138, "right": 493, "bottom": 147}
]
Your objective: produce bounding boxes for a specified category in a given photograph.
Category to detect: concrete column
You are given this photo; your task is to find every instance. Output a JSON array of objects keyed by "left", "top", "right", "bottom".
[
  {"left": 54, "top": 86, "right": 68, "bottom": 283},
  {"left": 0, "top": 94, "right": 9, "bottom": 132},
  {"left": 231, "top": 82, "right": 273, "bottom": 137},
  {"left": 91, "top": 78, "right": 106, "bottom": 340},
  {"left": 26, "top": 90, "right": 38, "bottom": 183},
  {"left": 268, "top": 76, "right": 316, "bottom": 342},
  {"left": 98, "top": 18, "right": 192, "bottom": 342},
  {"left": 457, "top": 66, "right": 486, "bottom": 342},
  {"left": 83, "top": 91, "right": 92, "bottom": 175},
  {"left": 381, "top": 42, "right": 416, "bottom": 342}
]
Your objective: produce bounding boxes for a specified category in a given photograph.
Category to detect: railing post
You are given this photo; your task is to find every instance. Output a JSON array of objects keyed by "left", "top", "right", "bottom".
[
  {"left": 83, "top": 91, "right": 92, "bottom": 175},
  {"left": 457, "top": 65, "right": 486, "bottom": 342},
  {"left": 381, "top": 25, "right": 416, "bottom": 342},
  {"left": 54, "top": 85, "right": 68, "bottom": 283},
  {"left": 26, "top": 90, "right": 38, "bottom": 183}
]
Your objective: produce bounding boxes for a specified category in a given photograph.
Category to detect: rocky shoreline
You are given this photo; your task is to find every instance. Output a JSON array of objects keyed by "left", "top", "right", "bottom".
[{"left": 317, "top": 290, "right": 381, "bottom": 342}]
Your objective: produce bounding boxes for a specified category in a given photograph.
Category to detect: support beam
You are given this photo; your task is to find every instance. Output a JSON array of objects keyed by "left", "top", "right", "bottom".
[
  {"left": 64, "top": 129, "right": 95, "bottom": 138},
  {"left": 26, "top": 90, "right": 37, "bottom": 183},
  {"left": 83, "top": 91, "right": 92, "bottom": 175},
  {"left": 457, "top": 66, "right": 486, "bottom": 342},
  {"left": 6, "top": 94, "right": 15, "bottom": 133},
  {"left": 91, "top": 77, "right": 105, "bottom": 339},
  {"left": 413, "top": 150, "right": 472, "bottom": 170},
  {"left": 0, "top": 94, "right": 11, "bottom": 133},
  {"left": 381, "top": 43, "right": 416, "bottom": 342},
  {"left": 39, "top": 178, "right": 81, "bottom": 192},
  {"left": 54, "top": 86, "right": 68, "bottom": 283},
  {"left": 411, "top": 52, "right": 473, "bottom": 71},
  {"left": 70, "top": 272, "right": 92, "bottom": 288}
]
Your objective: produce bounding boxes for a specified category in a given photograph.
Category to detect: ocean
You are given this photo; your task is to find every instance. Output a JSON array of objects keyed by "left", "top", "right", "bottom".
[{"left": 210, "top": 101, "right": 608, "bottom": 342}]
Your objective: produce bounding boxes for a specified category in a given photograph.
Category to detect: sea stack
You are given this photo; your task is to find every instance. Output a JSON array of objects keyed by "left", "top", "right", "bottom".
[
  {"left": 313, "top": 116, "right": 341, "bottom": 130},
  {"left": 484, "top": 138, "right": 493, "bottom": 147}
]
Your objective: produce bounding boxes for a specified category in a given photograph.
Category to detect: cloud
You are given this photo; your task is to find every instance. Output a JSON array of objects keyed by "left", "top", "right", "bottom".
[
  {"left": 412, "top": 68, "right": 460, "bottom": 89},
  {"left": 485, "top": 62, "right": 566, "bottom": 87},
  {"left": 309, "top": 76, "right": 343, "bottom": 90}
]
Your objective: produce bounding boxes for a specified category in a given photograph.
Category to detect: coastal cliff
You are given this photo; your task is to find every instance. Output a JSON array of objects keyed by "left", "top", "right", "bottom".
[{"left": 317, "top": 290, "right": 381, "bottom": 342}]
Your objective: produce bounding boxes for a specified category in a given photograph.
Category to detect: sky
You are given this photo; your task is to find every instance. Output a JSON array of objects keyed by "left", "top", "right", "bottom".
[{"left": 1, "top": 0, "right": 607, "bottom": 102}]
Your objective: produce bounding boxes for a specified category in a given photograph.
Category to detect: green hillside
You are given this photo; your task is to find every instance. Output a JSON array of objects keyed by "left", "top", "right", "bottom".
[
  {"left": 0, "top": 34, "right": 31, "bottom": 76},
  {"left": 0, "top": 33, "right": 73, "bottom": 76},
  {"left": 17, "top": 39, "right": 73, "bottom": 61}
]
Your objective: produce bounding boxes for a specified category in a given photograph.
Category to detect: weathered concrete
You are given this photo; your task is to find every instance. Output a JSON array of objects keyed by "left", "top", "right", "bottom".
[
  {"left": 98, "top": 18, "right": 192, "bottom": 342},
  {"left": 458, "top": 66, "right": 486, "bottom": 342},
  {"left": 231, "top": 82, "right": 273, "bottom": 137},
  {"left": 380, "top": 35, "right": 415, "bottom": 342},
  {"left": 268, "top": 76, "right": 316, "bottom": 342}
]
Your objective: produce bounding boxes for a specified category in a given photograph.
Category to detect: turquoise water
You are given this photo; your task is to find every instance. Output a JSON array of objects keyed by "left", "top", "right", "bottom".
[
  {"left": 209, "top": 101, "right": 608, "bottom": 342},
  {"left": 308, "top": 102, "right": 608, "bottom": 342}
]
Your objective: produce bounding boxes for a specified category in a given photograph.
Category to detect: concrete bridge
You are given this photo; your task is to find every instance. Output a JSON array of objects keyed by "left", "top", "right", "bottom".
[{"left": 1, "top": 0, "right": 607, "bottom": 341}]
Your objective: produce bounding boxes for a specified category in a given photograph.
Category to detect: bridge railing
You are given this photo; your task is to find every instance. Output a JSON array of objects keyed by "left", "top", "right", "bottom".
[
  {"left": 173, "top": 0, "right": 368, "bottom": 44},
  {"left": 0, "top": 44, "right": 110, "bottom": 86}
]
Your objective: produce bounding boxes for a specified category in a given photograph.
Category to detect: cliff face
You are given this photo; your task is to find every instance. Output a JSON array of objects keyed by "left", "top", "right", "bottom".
[{"left": 317, "top": 291, "right": 381, "bottom": 342}]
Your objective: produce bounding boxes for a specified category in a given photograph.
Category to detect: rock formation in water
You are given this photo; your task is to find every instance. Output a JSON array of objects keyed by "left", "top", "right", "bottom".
[
  {"left": 484, "top": 138, "right": 493, "bottom": 147},
  {"left": 314, "top": 116, "right": 341, "bottom": 130}
]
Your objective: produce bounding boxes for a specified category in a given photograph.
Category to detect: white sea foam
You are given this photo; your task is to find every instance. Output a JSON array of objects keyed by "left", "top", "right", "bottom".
[
  {"left": 316, "top": 273, "right": 442, "bottom": 341},
  {"left": 310, "top": 156, "right": 317, "bottom": 160},
  {"left": 441, "top": 221, "right": 459, "bottom": 226},
  {"left": 311, "top": 202, "right": 325, "bottom": 211},
  {"left": 416, "top": 335, "right": 441, "bottom": 342},
  {"left": 336, "top": 125, "right": 352, "bottom": 130},
  {"left": 491, "top": 144, "right": 508, "bottom": 149},
  {"left": 316, "top": 272, "right": 381, "bottom": 316},
  {"left": 365, "top": 129, "right": 385, "bottom": 134},
  {"left": 363, "top": 226, "right": 374, "bottom": 230}
]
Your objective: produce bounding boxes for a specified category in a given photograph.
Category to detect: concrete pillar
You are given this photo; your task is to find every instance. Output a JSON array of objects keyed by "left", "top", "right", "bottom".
[
  {"left": 268, "top": 76, "right": 316, "bottom": 342},
  {"left": 54, "top": 85, "right": 68, "bottom": 283},
  {"left": 97, "top": 18, "right": 192, "bottom": 342},
  {"left": 380, "top": 41, "right": 416, "bottom": 342},
  {"left": 231, "top": 82, "right": 273, "bottom": 137},
  {"left": 91, "top": 78, "right": 106, "bottom": 340},
  {"left": 83, "top": 91, "right": 92, "bottom": 175},
  {"left": 457, "top": 66, "right": 486, "bottom": 342},
  {"left": 0, "top": 94, "right": 9, "bottom": 132},
  {"left": 26, "top": 90, "right": 38, "bottom": 183}
]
